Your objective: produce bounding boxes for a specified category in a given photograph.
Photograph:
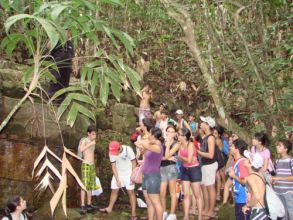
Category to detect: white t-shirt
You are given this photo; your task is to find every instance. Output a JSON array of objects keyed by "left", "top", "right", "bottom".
[
  {"left": 109, "top": 145, "right": 135, "bottom": 176},
  {"left": 2, "top": 214, "right": 27, "bottom": 220}
]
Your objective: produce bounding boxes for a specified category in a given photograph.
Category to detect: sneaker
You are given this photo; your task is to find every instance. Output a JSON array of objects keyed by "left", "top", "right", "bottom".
[
  {"left": 80, "top": 206, "right": 87, "bottom": 215},
  {"left": 86, "top": 204, "right": 98, "bottom": 213},
  {"left": 166, "top": 214, "right": 177, "bottom": 220},
  {"left": 163, "top": 211, "right": 168, "bottom": 220}
]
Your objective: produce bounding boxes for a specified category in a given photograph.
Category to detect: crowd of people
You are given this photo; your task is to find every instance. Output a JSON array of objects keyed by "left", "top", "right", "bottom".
[{"left": 2, "top": 85, "right": 292, "bottom": 220}]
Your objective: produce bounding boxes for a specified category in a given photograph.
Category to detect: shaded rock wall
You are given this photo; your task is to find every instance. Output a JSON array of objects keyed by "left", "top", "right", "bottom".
[{"left": 0, "top": 61, "right": 140, "bottom": 211}]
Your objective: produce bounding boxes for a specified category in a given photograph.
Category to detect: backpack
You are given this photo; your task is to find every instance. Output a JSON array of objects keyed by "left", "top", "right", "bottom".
[
  {"left": 251, "top": 173, "right": 285, "bottom": 220},
  {"left": 77, "top": 137, "right": 87, "bottom": 158},
  {"left": 222, "top": 138, "right": 229, "bottom": 156},
  {"left": 214, "top": 144, "right": 224, "bottom": 170},
  {"left": 6, "top": 213, "right": 28, "bottom": 220}
]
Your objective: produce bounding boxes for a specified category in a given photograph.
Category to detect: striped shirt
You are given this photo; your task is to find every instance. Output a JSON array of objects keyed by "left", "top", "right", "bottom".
[{"left": 274, "top": 157, "right": 293, "bottom": 194}]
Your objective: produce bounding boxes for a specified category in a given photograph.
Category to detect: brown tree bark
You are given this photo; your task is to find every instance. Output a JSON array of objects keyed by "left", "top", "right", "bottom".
[{"left": 161, "top": 0, "right": 251, "bottom": 144}]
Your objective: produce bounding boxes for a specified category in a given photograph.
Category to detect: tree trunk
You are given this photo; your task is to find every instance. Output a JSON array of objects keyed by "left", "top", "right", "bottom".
[{"left": 161, "top": 0, "right": 251, "bottom": 144}]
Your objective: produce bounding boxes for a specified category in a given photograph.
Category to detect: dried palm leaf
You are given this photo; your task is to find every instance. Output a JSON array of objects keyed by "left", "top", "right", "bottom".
[{"left": 35, "top": 158, "right": 62, "bottom": 180}]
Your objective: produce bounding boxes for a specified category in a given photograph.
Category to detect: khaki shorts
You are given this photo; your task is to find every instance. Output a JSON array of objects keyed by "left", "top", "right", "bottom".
[{"left": 201, "top": 162, "right": 218, "bottom": 186}]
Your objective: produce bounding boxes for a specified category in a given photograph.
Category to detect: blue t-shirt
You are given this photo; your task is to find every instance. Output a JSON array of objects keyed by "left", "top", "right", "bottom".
[
  {"left": 189, "top": 122, "right": 197, "bottom": 133},
  {"left": 222, "top": 138, "right": 229, "bottom": 155},
  {"left": 233, "top": 158, "right": 248, "bottom": 203}
]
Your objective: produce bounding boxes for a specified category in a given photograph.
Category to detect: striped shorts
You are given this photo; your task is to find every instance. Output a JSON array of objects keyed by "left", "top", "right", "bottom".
[{"left": 251, "top": 208, "right": 268, "bottom": 220}]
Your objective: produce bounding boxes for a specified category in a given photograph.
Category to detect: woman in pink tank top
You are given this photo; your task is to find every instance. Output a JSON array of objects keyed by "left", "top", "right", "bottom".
[{"left": 178, "top": 128, "right": 203, "bottom": 220}]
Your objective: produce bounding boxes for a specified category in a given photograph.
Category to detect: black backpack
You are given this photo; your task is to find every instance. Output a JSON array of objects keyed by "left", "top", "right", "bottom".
[
  {"left": 214, "top": 144, "right": 224, "bottom": 169},
  {"left": 6, "top": 213, "right": 28, "bottom": 220}
]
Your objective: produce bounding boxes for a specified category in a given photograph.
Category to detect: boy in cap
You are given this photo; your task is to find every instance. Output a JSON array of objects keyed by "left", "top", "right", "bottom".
[
  {"left": 197, "top": 116, "right": 218, "bottom": 218},
  {"left": 242, "top": 151, "right": 267, "bottom": 220},
  {"left": 100, "top": 141, "right": 137, "bottom": 219},
  {"left": 175, "top": 109, "right": 191, "bottom": 134}
]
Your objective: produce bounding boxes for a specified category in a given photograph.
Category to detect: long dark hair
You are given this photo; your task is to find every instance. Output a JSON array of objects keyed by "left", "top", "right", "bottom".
[
  {"left": 5, "top": 196, "right": 21, "bottom": 215},
  {"left": 254, "top": 132, "right": 269, "bottom": 146},
  {"left": 214, "top": 125, "right": 224, "bottom": 138},
  {"left": 180, "top": 128, "right": 192, "bottom": 142},
  {"left": 150, "top": 127, "right": 164, "bottom": 143},
  {"left": 142, "top": 118, "right": 155, "bottom": 132}
]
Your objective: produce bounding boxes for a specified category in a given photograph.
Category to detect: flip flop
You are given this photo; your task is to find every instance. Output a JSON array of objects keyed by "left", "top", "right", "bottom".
[
  {"left": 203, "top": 213, "right": 218, "bottom": 219},
  {"left": 130, "top": 216, "right": 138, "bottom": 220},
  {"left": 99, "top": 208, "right": 110, "bottom": 214}
]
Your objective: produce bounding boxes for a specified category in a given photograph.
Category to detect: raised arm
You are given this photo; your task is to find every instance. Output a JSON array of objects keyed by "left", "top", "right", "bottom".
[{"left": 79, "top": 139, "right": 95, "bottom": 152}]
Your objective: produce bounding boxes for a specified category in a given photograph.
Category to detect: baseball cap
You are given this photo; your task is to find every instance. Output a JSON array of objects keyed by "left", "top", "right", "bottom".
[
  {"left": 244, "top": 150, "right": 264, "bottom": 169},
  {"left": 109, "top": 141, "right": 121, "bottom": 155},
  {"left": 200, "top": 116, "right": 216, "bottom": 128},
  {"left": 176, "top": 109, "right": 183, "bottom": 115},
  {"left": 160, "top": 103, "right": 167, "bottom": 109}
]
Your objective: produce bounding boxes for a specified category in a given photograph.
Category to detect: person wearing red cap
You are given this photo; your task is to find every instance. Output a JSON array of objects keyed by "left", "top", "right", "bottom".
[{"left": 100, "top": 141, "right": 137, "bottom": 219}]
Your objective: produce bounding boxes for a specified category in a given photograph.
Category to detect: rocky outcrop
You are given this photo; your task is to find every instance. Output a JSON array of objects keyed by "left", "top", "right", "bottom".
[{"left": 112, "top": 103, "right": 137, "bottom": 134}]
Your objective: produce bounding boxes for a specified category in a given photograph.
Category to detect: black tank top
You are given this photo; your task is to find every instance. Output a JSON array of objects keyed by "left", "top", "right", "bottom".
[
  {"left": 201, "top": 134, "right": 216, "bottom": 165},
  {"left": 161, "top": 141, "right": 177, "bottom": 167}
]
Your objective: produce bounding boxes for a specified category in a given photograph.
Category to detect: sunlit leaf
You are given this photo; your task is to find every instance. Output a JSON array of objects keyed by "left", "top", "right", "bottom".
[
  {"left": 50, "top": 86, "right": 82, "bottom": 103},
  {"left": 66, "top": 103, "right": 79, "bottom": 127},
  {"left": 51, "top": 5, "right": 70, "bottom": 21}
]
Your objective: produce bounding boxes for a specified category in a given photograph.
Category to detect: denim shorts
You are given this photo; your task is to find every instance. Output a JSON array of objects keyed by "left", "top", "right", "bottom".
[
  {"left": 142, "top": 172, "right": 161, "bottom": 194},
  {"left": 181, "top": 166, "right": 202, "bottom": 182},
  {"left": 160, "top": 164, "right": 178, "bottom": 182}
]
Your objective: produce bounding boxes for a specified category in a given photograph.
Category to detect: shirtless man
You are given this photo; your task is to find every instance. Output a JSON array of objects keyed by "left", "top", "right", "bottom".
[
  {"left": 153, "top": 103, "right": 167, "bottom": 126},
  {"left": 79, "top": 125, "right": 98, "bottom": 215},
  {"left": 242, "top": 152, "right": 267, "bottom": 220},
  {"left": 139, "top": 84, "right": 153, "bottom": 125}
]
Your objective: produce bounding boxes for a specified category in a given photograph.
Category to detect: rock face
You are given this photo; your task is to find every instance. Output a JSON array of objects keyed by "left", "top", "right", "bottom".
[
  {"left": 112, "top": 103, "right": 137, "bottom": 134},
  {"left": 0, "top": 61, "right": 140, "bottom": 213},
  {"left": 1, "top": 96, "right": 88, "bottom": 145},
  {"left": 0, "top": 140, "right": 43, "bottom": 207}
]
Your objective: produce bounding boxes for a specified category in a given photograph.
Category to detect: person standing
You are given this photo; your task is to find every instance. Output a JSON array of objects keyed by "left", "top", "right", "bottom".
[
  {"left": 160, "top": 125, "right": 180, "bottom": 220},
  {"left": 228, "top": 139, "right": 250, "bottom": 220},
  {"left": 175, "top": 109, "right": 192, "bottom": 135},
  {"left": 251, "top": 132, "right": 274, "bottom": 175},
  {"left": 188, "top": 113, "right": 198, "bottom": 137},
  {"left": 178, "top": 128, "right": 203, "bottom": 220},
  {"left": 139, "top": 84, "right": 153, "bottom": 125},
  {"left": 271, "top": 139, "right": 293, "bottom": 220},
  {"left": 197, "top": 116, "right": 218, "bottom": 219},
  {"left": 242, "top": 152, "right": 266, "bottom": 220},
  {"left": 78, "top": 125, "right": 98, "bottom": 215},
  {"left": 99, "top": 141, "right": 137, "bottom": 219},
  {"left": 154, "top": 103, "right": 167, "bottom": 127},
  {"left": 135, "top": 127, "right": 164, "bottom": 220}
]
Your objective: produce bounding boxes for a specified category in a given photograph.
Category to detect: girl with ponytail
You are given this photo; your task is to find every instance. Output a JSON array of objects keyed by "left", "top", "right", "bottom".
[
  {"left": 135, "top": 127, "right": 164, "bottom": 220},
  {"left": 2, "top": 196, "right": 27, "bottom": 220},
  {"left": 178, "top": 128, "right": 203, "bottom": 220}
]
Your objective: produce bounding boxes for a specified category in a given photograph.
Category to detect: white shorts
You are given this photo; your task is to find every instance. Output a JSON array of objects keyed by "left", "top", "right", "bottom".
[
  {"left": 201, "top": 162, "right": 218, "bottom": 186},
  {"left": 111, "top": 175, "right": 135, "bottom": 190}
]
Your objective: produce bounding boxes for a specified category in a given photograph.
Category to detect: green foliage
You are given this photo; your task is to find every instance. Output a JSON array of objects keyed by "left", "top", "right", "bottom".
[{"left": 1, "top": 0, "right": 141, "bottom": 129}]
